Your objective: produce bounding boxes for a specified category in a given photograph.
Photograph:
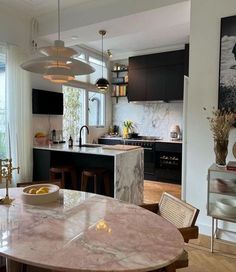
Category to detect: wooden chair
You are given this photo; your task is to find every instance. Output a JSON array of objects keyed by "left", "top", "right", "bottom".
[
  {"left": 140, "top": 192, "right": 199, "bottom": 272},
  {"left": 81, "top": 168, "right": 110, "bottom": 196},
  {"left": 50, "top": 165, "right": 77, "bottom": 189}
]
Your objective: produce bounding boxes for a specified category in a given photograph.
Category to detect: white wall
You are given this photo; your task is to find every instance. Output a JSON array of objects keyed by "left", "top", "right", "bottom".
[
  {"left": 113, "top": 98, "right": 183, "bottom": 140},
  {"left": 187, "top": 0, "right": 236, "bottom": 235}
]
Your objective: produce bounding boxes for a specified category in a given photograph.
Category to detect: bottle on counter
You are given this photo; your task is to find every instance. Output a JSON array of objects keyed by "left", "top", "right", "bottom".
[{"left": 68, "top": 135, "right": 73, "bottom": 148}]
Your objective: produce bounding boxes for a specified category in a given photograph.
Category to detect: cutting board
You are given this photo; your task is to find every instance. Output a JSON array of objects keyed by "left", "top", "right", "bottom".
[{"left": 102, "top": 144, "right": 141, "bottom": 151}]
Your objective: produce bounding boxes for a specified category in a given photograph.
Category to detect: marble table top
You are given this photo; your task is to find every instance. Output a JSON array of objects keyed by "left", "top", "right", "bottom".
[{"left": 0, "top": 188, "right": 184, "bottom": 272}]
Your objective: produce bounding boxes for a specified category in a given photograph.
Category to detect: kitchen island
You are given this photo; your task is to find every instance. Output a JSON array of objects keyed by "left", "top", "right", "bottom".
[{"left": 33, "top": 144, "right": 144, "bottom": 204}]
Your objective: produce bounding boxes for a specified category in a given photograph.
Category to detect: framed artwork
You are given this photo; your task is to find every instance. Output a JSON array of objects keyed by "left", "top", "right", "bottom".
[{"left": 218, "top": 15, "right": 236, "bottom": 113}]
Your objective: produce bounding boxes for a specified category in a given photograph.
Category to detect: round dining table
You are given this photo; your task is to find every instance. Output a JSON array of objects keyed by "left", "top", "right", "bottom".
[{"left": 0, "top": 188, "right": 184, "bottom": 272}]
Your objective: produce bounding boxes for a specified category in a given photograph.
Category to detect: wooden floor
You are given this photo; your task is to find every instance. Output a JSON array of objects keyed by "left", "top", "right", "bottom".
[
  {"left": 143, "top": 180, "right": 181, "bottom": 203},
  {"left": 144, "top": 180, "right": 236, "bottom": 272}
]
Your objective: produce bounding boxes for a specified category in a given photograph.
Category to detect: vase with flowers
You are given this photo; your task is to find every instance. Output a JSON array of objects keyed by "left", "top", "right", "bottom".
[
  {"left": 123, "top": 120, "right": 133, "bottom": 139},
  {"left": 204, "top": 107, "right": 235, "bottom": 166}
]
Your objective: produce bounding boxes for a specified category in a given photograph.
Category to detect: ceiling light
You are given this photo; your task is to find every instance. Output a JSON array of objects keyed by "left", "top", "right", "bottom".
[
  {"left": 107, "top": 49, "right": 112, "bottom": 58},
  {"left": 95, "top": 30, "right": 109, "bottom": 92},
  {"left": 21, "top": 0, "right": 95, "bottom": 84}
]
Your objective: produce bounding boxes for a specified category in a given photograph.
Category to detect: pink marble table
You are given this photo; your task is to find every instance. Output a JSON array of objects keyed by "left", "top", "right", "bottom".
[{"left": 0, "top": 188, "right": 184, "bottom": 272}]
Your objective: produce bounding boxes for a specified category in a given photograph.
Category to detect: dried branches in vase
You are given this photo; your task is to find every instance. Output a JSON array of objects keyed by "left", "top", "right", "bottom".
[{"left": 204, "top": 107, "right": 236, "bottom": 166}]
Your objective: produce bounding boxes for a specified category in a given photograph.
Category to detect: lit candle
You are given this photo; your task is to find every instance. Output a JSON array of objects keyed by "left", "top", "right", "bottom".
[{"left": 8, "top": 124, "right": 11, "bottom": 159}]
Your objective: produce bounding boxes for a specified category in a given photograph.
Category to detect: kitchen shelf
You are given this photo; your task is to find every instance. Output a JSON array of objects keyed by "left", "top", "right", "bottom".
[
  {"left": 111, "top": 95, "right": 127, "bottom": 103},
  {"left": 111, "top": 64, "right": 128, "bottom": 103},
  {"left": 111, "top": 82, "right": 128, "bottom": 86},
  {"left": 111, "top": 68, "right": 128, "bottom": 72}
]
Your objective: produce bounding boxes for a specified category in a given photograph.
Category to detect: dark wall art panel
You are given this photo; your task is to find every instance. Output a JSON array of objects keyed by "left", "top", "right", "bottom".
[{"left": 219, "top": 15, "right": 236, "bottom": 113}]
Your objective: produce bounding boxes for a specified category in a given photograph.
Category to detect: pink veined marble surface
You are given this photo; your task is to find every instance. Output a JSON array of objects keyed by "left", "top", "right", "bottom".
[{"left": 0, "top": 188, "right": 184, "bottom": 272}]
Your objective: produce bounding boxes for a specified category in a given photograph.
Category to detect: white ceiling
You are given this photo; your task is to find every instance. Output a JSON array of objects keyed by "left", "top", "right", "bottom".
[
  {"left": 0, "top": 0, "right": 190, "bottom": 60},
  {"left": 0, "top": 0, "right": 94, "bottom": 16}
]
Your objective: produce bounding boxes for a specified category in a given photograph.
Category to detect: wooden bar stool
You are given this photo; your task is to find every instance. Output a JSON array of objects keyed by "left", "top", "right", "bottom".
[
  {"left": 50, "top": 165, "right": 77, "bottom": 189},
  {"left": 81, "top": 168, "right": 110, "bottom": 196}
]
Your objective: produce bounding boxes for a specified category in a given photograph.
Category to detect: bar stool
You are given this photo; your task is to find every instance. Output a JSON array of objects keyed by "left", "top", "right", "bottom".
[
  {"left": 81, "top": 168, "right": 110, "bottom": 196},
  {"left": 50, "top": 165, "right": 77, "bottom": 189}
]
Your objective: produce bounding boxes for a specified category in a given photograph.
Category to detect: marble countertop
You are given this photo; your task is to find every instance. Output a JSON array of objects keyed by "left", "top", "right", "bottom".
[
  {"left": 34, "top": 144, "right": 142, "bottom": 156},
  {"left": 99, "top": 137, "right": 182, "bottom": 144},
  {"left": 0, "top": 188, "right": 184, "bottom": 272}
]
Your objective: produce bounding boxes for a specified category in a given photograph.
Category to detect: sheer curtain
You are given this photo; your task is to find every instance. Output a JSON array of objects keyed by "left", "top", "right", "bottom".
[{"left": 6, "top": 45, "right": 32, "bottom": 184}]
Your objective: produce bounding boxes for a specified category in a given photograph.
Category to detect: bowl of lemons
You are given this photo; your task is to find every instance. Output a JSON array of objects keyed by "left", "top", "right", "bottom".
[{"left": 22, "top": 184, "right": 60, "bottom": 205}]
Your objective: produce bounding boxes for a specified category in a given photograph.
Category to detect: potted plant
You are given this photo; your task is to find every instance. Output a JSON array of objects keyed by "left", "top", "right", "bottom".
[{"left": 123, "top": 120, "right": 133, "bottom": 138}]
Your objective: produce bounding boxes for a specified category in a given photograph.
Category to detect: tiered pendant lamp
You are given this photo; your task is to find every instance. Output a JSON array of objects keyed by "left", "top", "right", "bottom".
[{"left": 21, "top": 0, "right": 95, "bottom": 84}]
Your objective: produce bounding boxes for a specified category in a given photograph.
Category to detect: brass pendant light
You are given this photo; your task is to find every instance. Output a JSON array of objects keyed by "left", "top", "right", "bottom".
[
  {"left": 95, "top": 30, "right": 109, "bottom": 91},
  {"left": 21, "top": 0, "right": 95, "bottom": 84}
]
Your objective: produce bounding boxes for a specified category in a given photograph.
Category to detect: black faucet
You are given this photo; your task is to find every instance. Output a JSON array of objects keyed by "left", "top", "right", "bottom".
[{"left": 79, "top": 125, "right": 89, "bottom": 147}]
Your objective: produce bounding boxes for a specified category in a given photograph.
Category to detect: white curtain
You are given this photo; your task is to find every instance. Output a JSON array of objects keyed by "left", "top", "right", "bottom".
[{"left": 6, "top": 45, "right": 32, "bottom": 184}]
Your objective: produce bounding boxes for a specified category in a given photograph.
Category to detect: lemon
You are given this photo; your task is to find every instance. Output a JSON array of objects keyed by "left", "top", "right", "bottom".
[
  {"left": 39, "top": 187, "right": 49, "bottom": 193},
  {"left": 36, "top": 188, "right": 48, "bottom": 194},
  {"left": 28, "top": 188, "right": 37, "bottom": 194}
]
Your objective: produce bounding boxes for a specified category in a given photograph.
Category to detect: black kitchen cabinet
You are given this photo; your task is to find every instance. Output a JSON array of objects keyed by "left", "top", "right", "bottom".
[
  {"left": 128, "top": 68, "right": 146, "bottom": 101},
  {"left": 146, "top": 67, "right": 165, "bottom": 101},
  {"left": 155, "top": 142, "right": 182, "bottom": 184},
  {"left": 128, "top": 49, "right": 186, "bottom": 102},
  {"left": 165, "top": 64, "right": 184, "bottom": 101}
]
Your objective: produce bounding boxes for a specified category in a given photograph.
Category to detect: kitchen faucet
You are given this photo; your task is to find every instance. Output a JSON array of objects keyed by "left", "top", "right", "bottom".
[{"left": 79, "top": 125, "right": 89, "bottom": 147}]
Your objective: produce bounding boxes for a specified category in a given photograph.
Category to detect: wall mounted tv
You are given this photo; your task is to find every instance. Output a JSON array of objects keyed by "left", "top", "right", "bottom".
[{"left": 32, "top": 89, "right": 64, "bottom": 115}]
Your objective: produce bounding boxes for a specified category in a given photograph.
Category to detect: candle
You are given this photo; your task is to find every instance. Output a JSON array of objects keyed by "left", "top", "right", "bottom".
[{"left": 8, "top": 124, "right": 11, "bottom": 159}]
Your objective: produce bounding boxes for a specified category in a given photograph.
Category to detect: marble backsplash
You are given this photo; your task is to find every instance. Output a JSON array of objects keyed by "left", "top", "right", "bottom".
[{"left": 112, "top": 97, "right": 183, "bottom": 140}]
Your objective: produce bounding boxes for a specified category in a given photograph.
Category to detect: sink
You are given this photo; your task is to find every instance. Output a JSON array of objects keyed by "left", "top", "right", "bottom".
[{"left": 74, "top": 144, "right": 101, "bottom": 148}]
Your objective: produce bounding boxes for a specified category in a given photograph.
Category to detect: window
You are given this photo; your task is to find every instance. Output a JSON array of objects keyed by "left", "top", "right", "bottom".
[
  {"left": 88, "top": 91, "right": 105, "bottom": 126},
  {"left": 62, "top": 85, "right": 85, "bottom": 142},
  {"left": 63, "top": 49, "right": 106, "bottom": 142},
  {"left": 0, "top": 45, "right": 6, "bottom": 159}
]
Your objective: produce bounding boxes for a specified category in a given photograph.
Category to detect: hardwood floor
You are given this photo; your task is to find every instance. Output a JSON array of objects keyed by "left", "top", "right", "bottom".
[
  {"left": 144, "top": 180, "right": 236, "bottom": 271},
  {"left": 143, "top": 180, "right": 181, "bottom": 203}
]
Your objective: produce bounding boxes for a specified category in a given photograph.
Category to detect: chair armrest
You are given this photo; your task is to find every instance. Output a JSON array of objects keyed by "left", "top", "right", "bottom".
[
  {"left": 178, "top": 226, "right": 199, "bottom": 243},
  {"left": 139, "top": 203, "right": 159, "bottom": 214}
]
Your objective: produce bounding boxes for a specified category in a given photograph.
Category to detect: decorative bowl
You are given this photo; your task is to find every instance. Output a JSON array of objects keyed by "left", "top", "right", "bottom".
[
  {"left": 22, "top": 184, "right": 60, "bottom": 205},
  {"left": 216, "top": 198, "right": 236, "bottom": 216}
]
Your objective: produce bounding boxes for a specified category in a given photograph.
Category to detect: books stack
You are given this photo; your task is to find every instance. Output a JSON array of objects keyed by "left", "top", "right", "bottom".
[{"left": 226, "top": 161, "right": 236, "bottom": 171}]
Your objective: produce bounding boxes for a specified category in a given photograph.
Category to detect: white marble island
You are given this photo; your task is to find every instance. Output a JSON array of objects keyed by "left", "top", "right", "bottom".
[{"left": 33, "top": 144, "right": 144, "bottom": 204}]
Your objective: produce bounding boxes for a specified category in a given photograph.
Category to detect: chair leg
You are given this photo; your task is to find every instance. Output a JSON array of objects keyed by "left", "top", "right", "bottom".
[
  {"left": 71, "top": 170, "right": 77, "bottom": 190},
  {"left": 61, "top": 172, "right": 65, "bottom": 189},
  {"left": 94, "top": 175, "right": 97, "bottom": 194},
  {"left": 103, "top": 172, "right": 110, "bottom": 196}
]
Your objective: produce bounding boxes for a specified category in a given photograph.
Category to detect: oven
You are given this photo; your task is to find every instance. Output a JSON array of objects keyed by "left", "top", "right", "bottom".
[{"left": 124, "top": 140, "right": 156, "bottom": 177}]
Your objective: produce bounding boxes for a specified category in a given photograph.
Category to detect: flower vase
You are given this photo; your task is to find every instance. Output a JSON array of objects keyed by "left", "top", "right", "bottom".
[{"left": 214, "top": 139, "right": 228, "bottom": 166}]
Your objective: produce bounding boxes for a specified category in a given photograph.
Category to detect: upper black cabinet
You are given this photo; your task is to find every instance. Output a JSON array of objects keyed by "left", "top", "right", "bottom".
[{"left": 128, "top": 49, "right": 186, "bottom": 102}]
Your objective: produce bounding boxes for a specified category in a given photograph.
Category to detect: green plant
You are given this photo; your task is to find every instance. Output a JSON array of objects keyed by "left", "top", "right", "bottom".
[{"left": 123, "top": 120, "right": 133, "bottom": 129}]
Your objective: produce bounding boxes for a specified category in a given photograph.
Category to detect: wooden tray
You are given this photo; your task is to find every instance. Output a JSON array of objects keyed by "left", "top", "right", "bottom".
[{"left": 102, "top": 144, "right": 141, "bottom": 151}]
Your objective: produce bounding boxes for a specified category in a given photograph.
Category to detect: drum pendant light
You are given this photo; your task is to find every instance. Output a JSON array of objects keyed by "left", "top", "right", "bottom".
[
  {"left": 21, "top": 0, "right": 95, "bottom": 84},
  {"left": 95, "top": 30, "right": 109, "bottom": 91}
]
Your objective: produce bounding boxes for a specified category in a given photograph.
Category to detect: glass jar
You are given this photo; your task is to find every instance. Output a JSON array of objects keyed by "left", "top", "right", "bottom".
[{"left": 214, "top": 139, "right": 228, "bottom": 166}]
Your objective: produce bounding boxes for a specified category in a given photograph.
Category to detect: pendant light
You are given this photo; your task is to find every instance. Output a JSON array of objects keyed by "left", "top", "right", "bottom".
[
  {"left": 95, "top": 30, "right": 109, "bottom": 91},
  {"left": 21, "top": 0, "right": 95, "bottom": 84}
]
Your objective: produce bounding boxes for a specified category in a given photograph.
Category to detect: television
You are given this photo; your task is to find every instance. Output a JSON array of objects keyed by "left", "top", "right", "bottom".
[{"left": 32, "top": 89, "right": 63, "bottom": 115}]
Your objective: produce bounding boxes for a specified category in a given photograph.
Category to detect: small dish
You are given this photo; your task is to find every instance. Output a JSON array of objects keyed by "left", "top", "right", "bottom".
[
  {"left": 22, "top": 184, "right": 59, "bottom": 205},
  {"left": 216, "top": 198, "right": 236, "bottom": 216}
]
